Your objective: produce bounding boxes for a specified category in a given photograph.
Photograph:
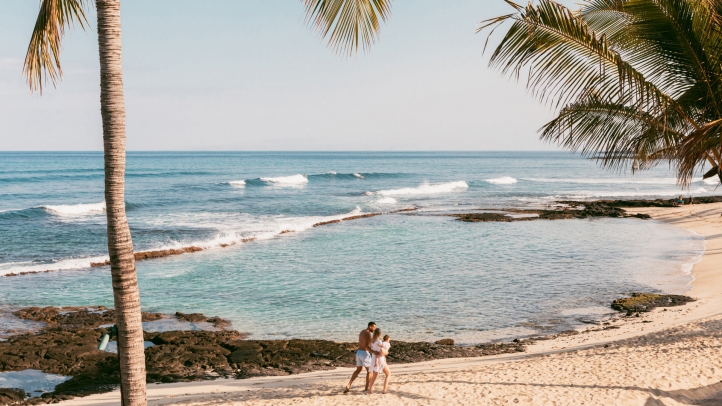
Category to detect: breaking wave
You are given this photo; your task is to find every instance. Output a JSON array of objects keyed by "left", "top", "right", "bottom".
[
  {"left": 42, "top": 202, "right": 106, "bottom": 216},
  {"left": 2, "top": 207, "right": 381, "bottom": 275},
  {"left": 486, "top": 177, "right": 518, "bottom": 185},
  {"left": 259, "top": 174, "right": 308, "bottom": 185},
  {"left": 375, "top": 196, "right": 397, "bottom": 204},
  {"left": 369, "top": 181, "right": 468, "bottom": 196},
  {"left": 0, "top": 255, "right": 109, "bottom": 276},
  {"left": 226, "top": 180, "right": 246, "bottom": 188}
]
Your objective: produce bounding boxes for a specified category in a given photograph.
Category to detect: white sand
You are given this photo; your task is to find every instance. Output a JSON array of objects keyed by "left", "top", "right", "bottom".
[{"left": 61, "top": 203, "right": 722, "bottom": 405}]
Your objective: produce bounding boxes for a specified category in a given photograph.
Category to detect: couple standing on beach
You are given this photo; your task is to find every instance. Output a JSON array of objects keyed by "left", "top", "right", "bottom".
[{"left": 344, "top": 321, "right": 392, "bottom": 394}]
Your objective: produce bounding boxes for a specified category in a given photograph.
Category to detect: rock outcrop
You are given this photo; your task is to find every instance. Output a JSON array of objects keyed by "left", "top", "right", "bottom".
[
  {"left": 611, "top": 293, "right": 695, "bottom": 313},
  {"left": 90, "top": 246, "right": 203, "bottom": 267}
]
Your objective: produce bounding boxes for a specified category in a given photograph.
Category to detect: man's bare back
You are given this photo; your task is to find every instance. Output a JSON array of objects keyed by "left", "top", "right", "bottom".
[{"left": 358, "top": 329, "right": 372, "bottom": 351}]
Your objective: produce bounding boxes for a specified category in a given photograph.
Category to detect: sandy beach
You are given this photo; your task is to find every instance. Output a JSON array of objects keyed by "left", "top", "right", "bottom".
[{"left": 57, "top": 203, "right": 722, "bottom": 406}]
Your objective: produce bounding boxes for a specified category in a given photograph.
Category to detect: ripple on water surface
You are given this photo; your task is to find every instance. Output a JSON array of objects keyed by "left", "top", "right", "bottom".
[{"left": 0, "top": 215, "right": 703, "bottom": 345}]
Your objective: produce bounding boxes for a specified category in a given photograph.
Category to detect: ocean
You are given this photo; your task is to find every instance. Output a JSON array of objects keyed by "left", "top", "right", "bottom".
[{"left": 0, "top": 151, "right": 707, "bottom": 344}]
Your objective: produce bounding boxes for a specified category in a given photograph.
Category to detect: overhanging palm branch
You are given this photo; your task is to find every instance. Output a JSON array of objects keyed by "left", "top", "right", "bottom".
[
  {"left": 481, "top": 0, "right": 722, "bottom": 186},
  {"left": 541, "top": 93, "right": 684, "bottom": 171},
  {"left": 304, "top": 0, "right": 392, "bottom": 55},
  {"left": 24, "top": 0, "right": 88, "bottom": 93}
]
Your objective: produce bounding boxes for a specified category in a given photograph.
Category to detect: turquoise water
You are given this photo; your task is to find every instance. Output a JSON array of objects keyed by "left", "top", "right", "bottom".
[{"left": 0, "top": 152, "right": 706, "bottom": 343}]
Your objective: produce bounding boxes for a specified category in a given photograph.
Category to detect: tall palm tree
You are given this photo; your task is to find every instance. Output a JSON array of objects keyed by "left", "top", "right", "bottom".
[
  {"left": 26, "top": 1, "right": 145, "bottom": 404},
  {"left": 24, "top": 1, "right": 390, "bottom": 405},
  {"left": 480, "top": 0, "right": 722, "bottom": 185}
]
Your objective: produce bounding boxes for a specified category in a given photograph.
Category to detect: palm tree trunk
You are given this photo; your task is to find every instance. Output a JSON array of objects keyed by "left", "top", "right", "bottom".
[{"left": 96, "top": 1, "right": 147, "bottom": 405}]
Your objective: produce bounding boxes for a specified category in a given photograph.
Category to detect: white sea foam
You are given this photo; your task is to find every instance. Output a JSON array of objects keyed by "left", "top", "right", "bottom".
[
  {"left": 376, "top": 196, "right": 397, "bottom": 204},
  {"left": 486, "top": 176, "right": 517, "bottom": 185},
  {"left": 328, "top": 171, "right": 337, "bottom": 175},
  {"left": 353, "top": 173, "right": 364, "bottom": 179},
  {"left": 140, "top": 207, "right": 367, "bottom": 253},
  {"left": 2, "top": 207, "right": 372, "bottom": 276},
  {"left": 42, "top": 202, "right": 106, "bottom": 216},
  {"left": 680, "top": 230, "right": 706, "bottom": 276},
  {"left": 0, "top": 255, "right": 109, "bottom": 276},
  {"left": 228, "top": 180, "right": 246, "bottom": 188},
  {"left": 370, "top": 181, "right": 468, "bottom": 196},
  {"left": 260, "top": 174, "right": 309, "bottom": 185},
  {"left": 703, "top": 177, "right": 720, "bottom": 185}
]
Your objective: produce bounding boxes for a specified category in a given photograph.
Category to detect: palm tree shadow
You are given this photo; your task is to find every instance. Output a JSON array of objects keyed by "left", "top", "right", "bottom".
[
  {"left": 396, "top": 379, "right": 722, "bottom": 405},
  {"left": 157, "top": 385, "right": 434, "bottom": 405}
]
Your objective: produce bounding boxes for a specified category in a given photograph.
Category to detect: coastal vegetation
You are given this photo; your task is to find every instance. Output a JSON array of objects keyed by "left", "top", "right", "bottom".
[
  {"left": 481, "top": 0, "right": 722, "bottom": 185},
  {"left": 21, "top": 1, "right": 392, "bottom": 404}
]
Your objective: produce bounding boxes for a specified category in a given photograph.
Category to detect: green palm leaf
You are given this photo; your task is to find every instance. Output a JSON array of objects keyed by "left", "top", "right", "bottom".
[
  {"left": 304, "top": 0, "right": 392, "bottom": 56},
  {"left": 482, "top": 0, "right": 722, "bottom": 185},
  {"left": 24, "top": 0, "right": 89, "bottom": 93},
  {"left": 540, "top": 93, "right": 683, "bottom": 171}
]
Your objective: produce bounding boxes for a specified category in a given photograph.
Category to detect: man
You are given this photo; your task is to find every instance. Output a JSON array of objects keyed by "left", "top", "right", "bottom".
[{"left": 344, "top": 321, "right": 376, "bottom": 393}]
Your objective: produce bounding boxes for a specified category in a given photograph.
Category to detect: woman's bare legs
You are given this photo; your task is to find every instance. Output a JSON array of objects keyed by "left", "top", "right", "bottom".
[
  {"left": 382, "top": 365, "right": 391, "bottom": 394},
  {"left": 367, "top": 371, "right": 379, "bottom": 393}
]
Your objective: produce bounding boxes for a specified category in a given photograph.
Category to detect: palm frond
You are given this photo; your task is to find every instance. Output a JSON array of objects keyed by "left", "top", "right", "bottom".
[
  {"left": 618, "top": 0, "right": 720, "bottom": 109},
  {"left": 24, "top": 0, "right": 89, "bottom": 93},
  {"left": 676, "top": 118, "right": 722, "bottom": 183},
  {"left": 303, "top": 0, "right": 391, "bottom": 56},
  {"left": 479, "top": 0, "right": 680, "bottom": 117},
  {"left": 540, "top": 93, "right": 683, "bottom": 171}
]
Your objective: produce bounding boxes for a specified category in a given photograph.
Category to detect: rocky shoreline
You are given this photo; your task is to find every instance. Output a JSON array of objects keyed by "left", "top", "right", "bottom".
[
  {"left": 451, "top": 196, "right": 722, "bottom": 223},
  {"left": 0, "top": 292, "right": 694, "bottom": 404}
]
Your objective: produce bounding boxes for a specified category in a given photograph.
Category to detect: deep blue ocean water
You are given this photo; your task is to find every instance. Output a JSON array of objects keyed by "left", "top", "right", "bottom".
[{"left": 0, "top": 152, "right": 707, "bottom": 343}]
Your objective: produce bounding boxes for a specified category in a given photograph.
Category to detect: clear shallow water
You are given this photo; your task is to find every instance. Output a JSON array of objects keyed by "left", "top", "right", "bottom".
[
  {"left": 0, "top": 369, "right": 69, "bottom": 397},
  {"left": 0, "top": 152, "right": 706, "bottom": 343}
]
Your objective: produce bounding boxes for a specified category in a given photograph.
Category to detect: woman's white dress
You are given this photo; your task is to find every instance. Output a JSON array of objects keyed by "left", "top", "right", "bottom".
[{"left": 369, "top": 340, "right": 390, "bottom": 373}]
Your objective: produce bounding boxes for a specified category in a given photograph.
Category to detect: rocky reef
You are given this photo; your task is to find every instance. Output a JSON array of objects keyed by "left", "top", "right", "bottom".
[
  {"left": 611, "top": 293, "right": 695, "bottom": 313},
  {"left": 0, "top": 292, "right": 700, "bottom": 404},
  {"left": 0, "top": 306, "right": 523, "bottom": 404},
  {"left": 89, "top": 247, "right": 203, "bottom": 267},
  {"left": 449, "top": 197, "right": 717, "bottom": 223},
  {"left": 0, "top": 389, "right": 26, "bottom": 405}
]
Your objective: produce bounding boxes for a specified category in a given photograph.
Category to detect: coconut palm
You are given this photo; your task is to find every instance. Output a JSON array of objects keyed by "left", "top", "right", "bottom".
[
  {"left": 24, "top": 1, "right": 390, "bottom": 405},
  {"left": 480, "top": 0, "right": 722, "bottom": 185}
]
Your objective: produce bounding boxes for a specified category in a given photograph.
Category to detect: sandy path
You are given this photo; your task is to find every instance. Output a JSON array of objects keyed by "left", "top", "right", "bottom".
[{"left": 61, "top": 203, "right": 722, "bottom": 406}]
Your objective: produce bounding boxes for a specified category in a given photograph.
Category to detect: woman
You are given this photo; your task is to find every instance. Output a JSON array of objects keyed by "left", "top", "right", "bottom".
[{"left": 367, "top": 328, "right": 392, "bottom": 394}]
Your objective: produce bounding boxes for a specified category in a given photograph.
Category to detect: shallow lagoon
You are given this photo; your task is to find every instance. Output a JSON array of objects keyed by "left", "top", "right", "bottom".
[{"left": 0, "top": 214, "right": 702, "bottom": 344}]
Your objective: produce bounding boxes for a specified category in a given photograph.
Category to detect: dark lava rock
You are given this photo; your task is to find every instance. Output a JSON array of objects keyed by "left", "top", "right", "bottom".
[
  {"left": 174, "top": 312, "right": 232, "bottom": 329},
  {"left": 175, "top": 312, "right": 207, "bottom": 323},
  {"left": 90, "top": 246, "right": 204, "bottom": 267},
  {"left": 388, "top": 341, "right": 524, "bottom": 363},
  {"left": 207, "top": 317, "right": 232, "bottom": 329},
  {"left": 144, "top": 330, "right": 243, "bottom": 382},
  {"left": 0, "top": 328, "right": 117, "bottom": 376},
  {"left": 0, "top": 327, "right": 120, "bottom": 399},
  {"left": 12, "top": 306, "right": 113, "bottom": 327},
  {"left": 435, "top": 339, "right": 455, "bottom": 346},
  {"left": 141, "top": 312, "right": 164, "bottom": 322},
  {"left": 455, "top": 213, "right": 513, "bottom": 222},
  {"left": 0, "top": 388, "right": 26, "bottom": 404},
  {"left": 12, "top": 306, "right": 164, "bottom": 330},
  {"left": 611, "top": 293, "right": 696, "bottom": 312},
  {"left": 455, "top": 196, "right": 722, "bottom": 224}
]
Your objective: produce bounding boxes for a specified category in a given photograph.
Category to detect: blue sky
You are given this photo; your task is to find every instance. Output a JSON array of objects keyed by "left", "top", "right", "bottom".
[{"left": 0, "top": 1, "right": 575, "bottom": 151}]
